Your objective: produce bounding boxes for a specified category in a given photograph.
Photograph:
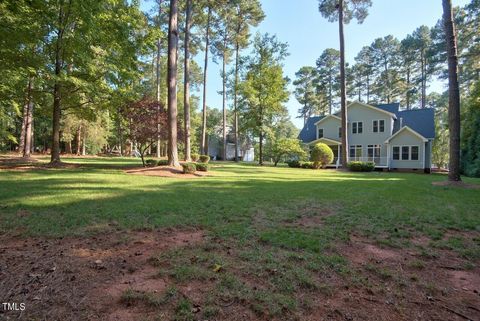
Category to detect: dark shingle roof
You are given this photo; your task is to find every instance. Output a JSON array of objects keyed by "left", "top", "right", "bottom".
[
  {"left": 394, "top": 108, "right": 435, "bottom": 139},
  {"left": 298, "top": 116, "right": 323, "bottom": 143},
  {"left": 299, "top": 103, "right": 435, "bottom": 143}
]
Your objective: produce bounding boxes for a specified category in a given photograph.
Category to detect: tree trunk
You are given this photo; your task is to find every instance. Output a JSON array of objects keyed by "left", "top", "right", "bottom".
[
  {"left": 82, "top": 129, "right": 86, "bottom": 156},
  {"left": 23, "top": 94, "right": 33, "bottom": 158},
  {"left": 167, "top": 0, "right": 180, "bottom": 167},
  {"left": 406, "top": 69, "right": 411, "bottom": 110},
  {"left": 339, "top": 0, "right": 348, "bottom": 166},
  {"left": 328, "top": 74, "right": 332, "bottom": 114},
  {"left": 421, "top": 50, "right": 427, "bottom": 109},
  {"left": 222, "top": 46, "right": 227, "bottom": 161},
  {"left": 259, "top": 130, "right": 263, "bottom": 166},
  {"left": 66, "top": 140, "right": 72, "bottom": 154},
  {"left": 184, "top": 0, "right": 192, "bottom": 162},
  {"left": 234, "top": 43, "right": 240, "bottom": 162},
  {"left": 443, "top": 0, "right": 461, "bottom": 182},
  {"left": 76, "top": 126, "right": 81, "bottom": 155},
  {"left": 156, "top": 0, "right": 163, "bottom": 158},
  {"left": 201, "top": 5, "right": 211, "bottom": 155}
]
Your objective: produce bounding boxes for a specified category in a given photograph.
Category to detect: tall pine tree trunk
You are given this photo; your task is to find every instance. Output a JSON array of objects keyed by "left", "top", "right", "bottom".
[
  {"left": 76, "top": 126, "right": 81, "bottom": 155},
  {"left": 233, "top": 43, "right": 240, "bottom": 162},
  {"left": 23, "top": 93, "right": 33, "bottom": 158},
  {"left": 167, "top": 0, "right": 180, "bottom": 167},
  {"left": 201, "top": 6, "right": 211, "bottom": 155},
  {"left": 222, "top": 46, "right": 227, "bottom": 161},
  {"left": 184, "top": 0, "right": 192, "bottom": 161},
  {"left": 443, "top": 0, "right": 461, "bottom": 182},
  {"left": 339, "top": 0, "right": 348, "bottom": 166},
  {"left": 406, "top": 69, "right": 411, "bottom": 110},
  {"left": 156, "top": 0, "right": 163, "bottom": 158},
  {"left": 421, "top": 51, "right": 427, "bottom": 109}
]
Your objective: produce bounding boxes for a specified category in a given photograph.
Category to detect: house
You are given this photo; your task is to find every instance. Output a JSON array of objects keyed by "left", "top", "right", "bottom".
[
  {"left": 207, "top": 126, "right": 255, "bottom": 161},
  {"left": 298, "top": 101, "right": 435, "bottom": 172}
]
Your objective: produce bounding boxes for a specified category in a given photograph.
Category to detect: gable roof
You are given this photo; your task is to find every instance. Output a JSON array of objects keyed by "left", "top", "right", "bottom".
[
  {"left": 385, "top": 126, "right": 428, "bottom": 143},
  {"left": 394, "top": 108, "right": 435, "bottom": 139},
  {"left": 348, "top": 101, "right": 397, "bottom": 119},
  {"left": 374, "top": 103, "right": 400, "bottom": 114},
  {"left": 298, "top": 116, "right": 323, "bottom": 143},
  {"left": 314, "top": 114, "right": 341, "bottom": 125}
]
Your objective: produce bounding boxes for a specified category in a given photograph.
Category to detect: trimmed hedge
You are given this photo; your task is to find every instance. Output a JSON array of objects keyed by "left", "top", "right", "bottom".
[
  {"left": 301, "top": 161, "right": 315, "bottom": 169},
  {"left": 157, "top": 159, "right": 168, "bottom": 166},
  {"left": 347, "top": 161, "right": 375, "bottom": 172},
  {"left": 198, "top": 155, "right": 210, "bottom": 163},
  {"left": 145, "top": 159, "right": 157, "bottom": 167},
  {"left": 181, "top": 162, "right": 196, "bottom": 174},
  {"left": 195, "top": 163, "right": 209, "bottom": 172},
  {"left": 191, "top": 153, "right": 200, "bottom": 162}
]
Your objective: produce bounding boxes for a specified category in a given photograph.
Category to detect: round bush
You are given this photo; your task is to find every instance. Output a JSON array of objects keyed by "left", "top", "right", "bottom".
[
  {"left": 191, "top": 153, "right": 200, "bottom": 162},
  {"left": 310, "top": 143, "right": 334, "bottom": 169},
  {"left": 286, "top": 160, "right": 301, "bottom": 168},
  {"left": 157, "top": 159, "right": 168, "bottom": 166},
  {"left": 181, "top": 162, "right": 196, "bottom": 174},
  {"left": 198, "top": 155, "right": 210, "bottom": 163},
  {"left": 195, "top": 163, "right": 209, "bottom": 172},
  {"left": 301, "top": 161, "right": 315, "bottom": 169}
]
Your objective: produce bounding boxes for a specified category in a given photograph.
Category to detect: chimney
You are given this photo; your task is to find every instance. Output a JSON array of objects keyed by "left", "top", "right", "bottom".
[{"left": 400, "top": 117, "right": 403, "bottom": 128}]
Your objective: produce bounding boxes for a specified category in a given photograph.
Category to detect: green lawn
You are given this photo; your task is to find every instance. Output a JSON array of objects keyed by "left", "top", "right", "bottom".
[{"left": 1, "top": 157, "right": 479, "bottom": 319}]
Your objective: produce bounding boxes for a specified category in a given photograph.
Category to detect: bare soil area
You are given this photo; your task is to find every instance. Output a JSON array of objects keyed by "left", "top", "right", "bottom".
[{"left": 1, "top": 229, "right": 479, "bottom": 321}]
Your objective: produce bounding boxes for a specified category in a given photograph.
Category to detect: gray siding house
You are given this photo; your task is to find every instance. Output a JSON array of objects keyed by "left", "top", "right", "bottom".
[{"left": 298, "top": 102, "right": 435, "bottom": 171}]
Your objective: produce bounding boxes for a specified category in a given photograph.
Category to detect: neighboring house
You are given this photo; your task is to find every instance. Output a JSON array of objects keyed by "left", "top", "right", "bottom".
[
  {"left": 298, "top": 101, "right": 435, "bottom": 172},
  {"left": 208, "top": 126, "right": 255, "bottom": 162}
]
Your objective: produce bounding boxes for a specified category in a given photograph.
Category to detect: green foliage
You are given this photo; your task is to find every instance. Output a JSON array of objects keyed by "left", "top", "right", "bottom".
[
  {"left": 347, "top": 161, "right": 375, "bottom": 172},
  {"left": 191, "top": 153, "right": 200, "bottom": 162},
  {"left": 461, "top": 81, "right": 480, "bottom": 177},
  {"left": 195, "top": 163, "right": 209, "bottom": 172},
  {"left": 266, "top": 138, "right": 307, "bottom": 166},
  {"left": 198, "top": 155, "right": 210, "bottom": 163},
  {"left": 181, "top": 162, "right": 196, "bottom": 174},
  {"left": 286, "top": 160, "right": 302, "bottom": 168},
  {"left": 301, "top": 161, "right": 315, "bottom": 169},
  {"left": 145, "top": 159, "right": 157, "bottom": 167},
  {"left": 293, "top": 66, "right": 325, "bottom": 120},
  {"left": 157, "top": 160, "right": 169, "bottom": 166},
  {"left": 310, "top": 143, "right": 334, "bottom": 169}
]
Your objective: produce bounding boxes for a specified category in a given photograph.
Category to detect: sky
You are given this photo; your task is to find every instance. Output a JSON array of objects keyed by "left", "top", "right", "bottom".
[{"left": 144, "top": 0, "right": 471, "bottom": 129}]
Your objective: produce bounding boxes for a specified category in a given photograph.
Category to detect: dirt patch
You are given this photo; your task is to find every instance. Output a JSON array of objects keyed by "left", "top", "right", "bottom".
[
  {"left": 285, "top": 204, "right": 335, "bottom": 227},
  {"left": 432, "top": 181, "right": 480, "bottom": 189},
  {"left": 334, "top": 234, "right": 480, "bottom": 321},
  {"left": 0, "top": 228, "right": 204, "bottom": 321},
  {"left": 125, "top": 166, "right": 209, "bottom": 178}
]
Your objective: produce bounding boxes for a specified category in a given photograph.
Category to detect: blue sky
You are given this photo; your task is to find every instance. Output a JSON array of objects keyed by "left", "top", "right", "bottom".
[{"left": 144, "top": 0, "right": 471, "bottom": 129}]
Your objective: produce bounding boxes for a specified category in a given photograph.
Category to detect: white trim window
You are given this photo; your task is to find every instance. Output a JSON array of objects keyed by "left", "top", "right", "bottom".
[
  {"left": 318, "top": 128, "right": 324, "bottom": 139},
  {"left": 373, "top": 120, "right": 385, "bottom": 133},
  {"left": 352, "top": 121, "right": 363, "bottom": 134},
  {"left": 349, "top": 145, "right": 362, "bottom": 160},
  {"left": 393, "top": 145, "right": 420, "bottom": 161},
  {"left": 367, "top": 144, "right": 381, "bottom": 162}
]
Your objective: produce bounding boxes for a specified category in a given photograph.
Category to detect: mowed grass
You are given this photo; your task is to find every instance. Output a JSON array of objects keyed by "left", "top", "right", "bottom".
[
  {"left": 1, "top": 157, "right": 480, "bottom": 318},
  {"left": 0, "top": 157, "right": 479, "bottom": 246}
]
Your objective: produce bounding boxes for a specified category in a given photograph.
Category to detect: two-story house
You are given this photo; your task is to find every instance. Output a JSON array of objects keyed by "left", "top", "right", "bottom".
[{"left": 298, "top": 102, "right": 435, "bottom": 172}]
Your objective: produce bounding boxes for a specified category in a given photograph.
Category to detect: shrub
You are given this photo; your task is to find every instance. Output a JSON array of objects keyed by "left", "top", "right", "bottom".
[
  {"left": 145, "top": 159, "right": 157, "bottom": 167},
  {"left": 347, "top": 161, "right": 375, "bottom": 172},
  {"left": 301, "top": 161, "right": 315, "bottom": 169},
  {"left": 195, "top": 163, "right": 209, "bottom": 172},
  {"left": 157, "top": 159, "right": 168, "bottom": 166},
  {"left": 181, "top": 163, "right": 196, "bottom": 174},
  {"left": 191, "top": 153, "right": 200, "bottom": 162},
  {"left": 198, "top": 155, "right": 210, "bottom": 163},
  {"left": 310, "top": 143, "right": 334, "bottom": 169},
  {"left": 286, "top": 160, "right": 301, "bottom": 168}
]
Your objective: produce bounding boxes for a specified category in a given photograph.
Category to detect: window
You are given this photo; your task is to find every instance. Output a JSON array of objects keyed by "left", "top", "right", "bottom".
[
  {"left": 411, "top": 146, "right": 419, "bottom": 160},
  {"left": 393, "top": 146, "right": 420, "bottom": 161},
  {"left": 318, "top": 128, "right": 323, "bottom": 138},
  {"left": 368, "top": 145, "right": 381, "bottom": 161},
  {"left": 350, "top": 145, "right": 362, "bottom": 159},
  {"left": 338, "top": 127, "right": 342, "bottom": 138},
  {"left": 373, "top": 120, "right": 385, "bottom": 133},
  {"left": 393, "top": 146, "right": 400, "bottom": 160},
  {"left": 352, "top": 122, "right": 363, "bottom": 134},
  {"left": 401, "top": 146, "right": 410, "bottom": 160}
]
